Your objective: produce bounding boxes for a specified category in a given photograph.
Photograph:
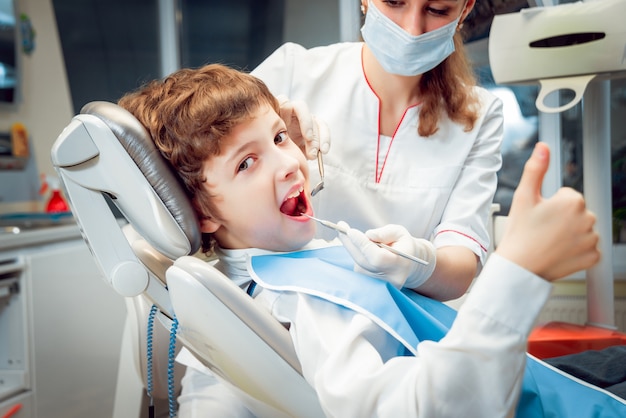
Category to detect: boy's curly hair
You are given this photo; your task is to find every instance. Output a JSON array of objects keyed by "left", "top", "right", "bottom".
[{"left": 118, "top": 64, "right": 279, "bottom": 253}]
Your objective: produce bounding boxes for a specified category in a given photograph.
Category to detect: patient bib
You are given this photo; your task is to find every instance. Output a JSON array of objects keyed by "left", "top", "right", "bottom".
[
  {"left": 249, "top": 244, "right": 454, "bottom": 355},
  {"left": 249, "top": 246, "right": 626, "bottom": 417}
]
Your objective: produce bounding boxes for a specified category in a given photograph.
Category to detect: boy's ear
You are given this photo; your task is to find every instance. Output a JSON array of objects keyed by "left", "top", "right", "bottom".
[{"left": 200, "top": 216, "right": 221, "bottom": 233}]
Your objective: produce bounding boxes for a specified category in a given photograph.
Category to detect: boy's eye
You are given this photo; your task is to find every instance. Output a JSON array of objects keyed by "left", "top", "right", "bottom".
[
  {"left": 275, "top": 131, "right": 288, "bottom": 145},
  {"left": 238, "top": 156, "right": 254, "bottom": 172}
]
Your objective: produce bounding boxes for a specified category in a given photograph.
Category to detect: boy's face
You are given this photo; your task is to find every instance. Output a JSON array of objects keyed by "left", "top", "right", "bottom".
[{"left": 200, "top": 103, "right": 317, "bottom": 252}]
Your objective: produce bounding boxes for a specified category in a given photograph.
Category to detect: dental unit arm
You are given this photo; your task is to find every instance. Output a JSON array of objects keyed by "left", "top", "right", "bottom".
[
  {"left": 488, "top": 0, "right": 626, "bottom": 113},
  {"left": 50, "top": 102, "right": 201, "bottom": 317}
]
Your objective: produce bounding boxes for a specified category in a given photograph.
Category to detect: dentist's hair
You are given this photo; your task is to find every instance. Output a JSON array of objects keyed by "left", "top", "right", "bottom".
[
  {"left": 119, "top": 63, "right": 280, "bottom": 252},
  {"left": 418, "top": 34, "right": 479, "bottom": 137}
]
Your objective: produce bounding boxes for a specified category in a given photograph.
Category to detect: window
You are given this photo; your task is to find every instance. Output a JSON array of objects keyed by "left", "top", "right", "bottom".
[
  {"left": 53, "top": 0, "right": 285, "bottom": 113},
  {"left": 179, "top": 0, "right": 284, "bottom": 71}
]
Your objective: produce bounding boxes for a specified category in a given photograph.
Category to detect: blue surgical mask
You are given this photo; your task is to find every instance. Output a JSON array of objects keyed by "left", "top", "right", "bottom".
[{"left": 361, "top": 0, "right": 461, "bottom": 76}]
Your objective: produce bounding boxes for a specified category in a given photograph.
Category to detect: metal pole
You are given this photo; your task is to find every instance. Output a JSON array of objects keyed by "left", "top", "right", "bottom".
[
  {"left": 158, "top": 0, "right": 181, "bottom": 78},
  {"left": 338, "top": 0, "right": 361, "bottom": 42},
  {"left": 539, "top": 95, "right": 562, "bottom": 197},
  {"left": 583, "top": 79, "right": 616, "bottom": 328}
]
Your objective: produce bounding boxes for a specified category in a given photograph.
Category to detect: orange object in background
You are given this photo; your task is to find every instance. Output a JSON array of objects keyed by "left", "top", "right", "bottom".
[
  {"left": 10, "top": 123, "right": 29, "bottom": 157},
  {"left": 528, "top": 321, "right": 626, "bottom": 359}
]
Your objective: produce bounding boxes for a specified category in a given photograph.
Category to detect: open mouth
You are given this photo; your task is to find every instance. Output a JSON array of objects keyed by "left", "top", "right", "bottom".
[{"left": 280, "top": 187, "right": 309, "bottom": 217}]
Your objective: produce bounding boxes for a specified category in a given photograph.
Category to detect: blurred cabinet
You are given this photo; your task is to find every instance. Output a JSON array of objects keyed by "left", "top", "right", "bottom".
[{"left": 1, "top": 235, "right": 126, "bottom": 417}]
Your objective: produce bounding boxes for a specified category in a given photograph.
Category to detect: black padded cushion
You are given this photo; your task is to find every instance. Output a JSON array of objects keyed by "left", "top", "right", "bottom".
[{"left": 81, "top": 101, "right": 201, "bottom": 254}]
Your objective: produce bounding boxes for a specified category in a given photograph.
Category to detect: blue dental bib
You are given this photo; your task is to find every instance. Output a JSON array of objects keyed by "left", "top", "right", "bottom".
[{"left": 249, "top": 246, "right": 626, "bottom": 417}]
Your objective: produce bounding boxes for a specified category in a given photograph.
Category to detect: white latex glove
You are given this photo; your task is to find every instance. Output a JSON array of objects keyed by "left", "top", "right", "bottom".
[
  {"left": 337, "top": 222, "right": 437, "bottom": 289},
  {"left": 276, "top": 94, "right": 331, "bottom": 160}
]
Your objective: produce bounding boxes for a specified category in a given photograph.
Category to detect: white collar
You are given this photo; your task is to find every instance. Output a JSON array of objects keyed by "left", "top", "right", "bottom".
[{"left": 213, "top": 239, "right": 337, "bottom": 288}]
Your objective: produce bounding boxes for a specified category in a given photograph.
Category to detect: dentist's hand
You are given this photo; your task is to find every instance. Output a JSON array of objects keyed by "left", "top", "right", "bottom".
[
  {"left": 337, "top": 222, "right": 437, "bottom": 289},
  {"left": 277, "top": 95, "right": 331, "bottom": 160}
]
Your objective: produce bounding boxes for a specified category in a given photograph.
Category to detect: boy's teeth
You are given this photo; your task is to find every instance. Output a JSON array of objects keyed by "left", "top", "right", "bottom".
[{"left": 285, "top": 186, "right": 303, "bottom": 201}]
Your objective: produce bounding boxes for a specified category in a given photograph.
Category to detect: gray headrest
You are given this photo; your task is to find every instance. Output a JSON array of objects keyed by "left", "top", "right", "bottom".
[{"left": 81, "top": 101, "right": 202, "bottom": 255}]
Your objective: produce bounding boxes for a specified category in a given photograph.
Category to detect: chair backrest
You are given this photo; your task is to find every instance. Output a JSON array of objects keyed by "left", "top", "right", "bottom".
[
  {"left": 51, "top": 101, "right": 197, "bottom": 406},
  {"left": 51, "top": 101, "right": 324, "bottom": 417},
  {"left": 52, "top": 100, "right": 202, "bottom": 312}
]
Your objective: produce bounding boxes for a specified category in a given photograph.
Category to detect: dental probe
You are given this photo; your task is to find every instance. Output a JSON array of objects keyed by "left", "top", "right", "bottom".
[{"left": 302, "top": 213, "right": 429, "bottom": 265}]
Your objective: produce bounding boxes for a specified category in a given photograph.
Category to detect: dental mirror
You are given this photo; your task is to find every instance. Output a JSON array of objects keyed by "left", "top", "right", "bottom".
[{"left": 311, "top": 150, "right": 324, "bottom": 196}]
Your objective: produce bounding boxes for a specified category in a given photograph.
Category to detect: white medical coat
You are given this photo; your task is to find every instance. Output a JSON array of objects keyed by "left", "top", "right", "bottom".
[
  {"left": 251, "top": 42, "right": 504, "bottom": 264},
  {"left": 178, "top": 243, "right": 551, "bottom": 417}
]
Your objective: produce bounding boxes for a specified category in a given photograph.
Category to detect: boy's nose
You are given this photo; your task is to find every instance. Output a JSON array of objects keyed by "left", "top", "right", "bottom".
[{"left": 276, "top": 152, "right": 300, "bottom": 180}]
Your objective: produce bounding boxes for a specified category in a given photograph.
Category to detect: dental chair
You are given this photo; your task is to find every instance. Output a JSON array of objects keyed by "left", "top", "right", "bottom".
[{"left": 51, "top": 101, "right": 325, "bottom": 418}]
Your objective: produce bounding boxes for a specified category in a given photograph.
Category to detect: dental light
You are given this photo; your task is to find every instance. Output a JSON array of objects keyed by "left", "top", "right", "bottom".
[{"left": 488, "top": 0, "right": 626, "bottom": 113}]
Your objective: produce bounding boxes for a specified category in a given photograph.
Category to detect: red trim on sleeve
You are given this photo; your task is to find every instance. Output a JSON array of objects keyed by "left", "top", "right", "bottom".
[{"left": 435, "top": 229, "right": 488, "bottom": 253}]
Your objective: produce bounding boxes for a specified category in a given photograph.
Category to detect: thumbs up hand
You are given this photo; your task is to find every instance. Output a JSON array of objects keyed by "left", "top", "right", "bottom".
[{"left": 495, "top": 143, "right": 600, "bottom": 281}]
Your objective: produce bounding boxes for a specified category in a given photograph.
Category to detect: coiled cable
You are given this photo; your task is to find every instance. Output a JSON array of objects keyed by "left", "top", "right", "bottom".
[
  {"left": 168, "top": 316, "right": 179, "bottom": 417},
  {"left": 146, "top": 304, "right": 158, "bottom": 418}
]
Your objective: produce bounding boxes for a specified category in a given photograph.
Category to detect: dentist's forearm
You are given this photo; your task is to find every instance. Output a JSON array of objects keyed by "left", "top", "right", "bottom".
[{"left": 412, "top": 246, "right": 478, "bottom": 301}]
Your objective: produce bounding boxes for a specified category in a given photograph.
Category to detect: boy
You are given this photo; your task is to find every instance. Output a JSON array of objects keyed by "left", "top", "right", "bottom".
[{"left": 118, "top": 64, "right": 622, "bottom": 417}]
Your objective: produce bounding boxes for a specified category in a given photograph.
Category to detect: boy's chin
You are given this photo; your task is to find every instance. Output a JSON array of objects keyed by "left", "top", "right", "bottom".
[{"left": 279, "top": 232, "right": 316, "bottom": 252}]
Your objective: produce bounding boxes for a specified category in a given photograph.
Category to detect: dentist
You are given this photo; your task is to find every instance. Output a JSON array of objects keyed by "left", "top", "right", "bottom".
[{"left": 252, "top": 0, "right": 501, "bottom": 301}]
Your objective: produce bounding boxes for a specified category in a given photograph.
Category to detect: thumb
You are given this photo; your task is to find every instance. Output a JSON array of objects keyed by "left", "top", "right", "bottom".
[{"left": 513, "top": 142, "right": 550, "bottom": 208}]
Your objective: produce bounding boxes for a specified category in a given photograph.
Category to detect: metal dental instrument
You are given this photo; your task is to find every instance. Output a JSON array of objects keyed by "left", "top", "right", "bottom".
[
  {"left": 310, "top": 150, "right": 324, "bottom": 196},
  {"left": 302, "top": 213, "right": 429, "bottom": 265}
]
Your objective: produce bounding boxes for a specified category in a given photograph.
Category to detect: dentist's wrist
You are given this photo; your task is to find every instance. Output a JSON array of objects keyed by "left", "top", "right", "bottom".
[{"left": 403, "top": 238, "right": 437, "bottom": 289}]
